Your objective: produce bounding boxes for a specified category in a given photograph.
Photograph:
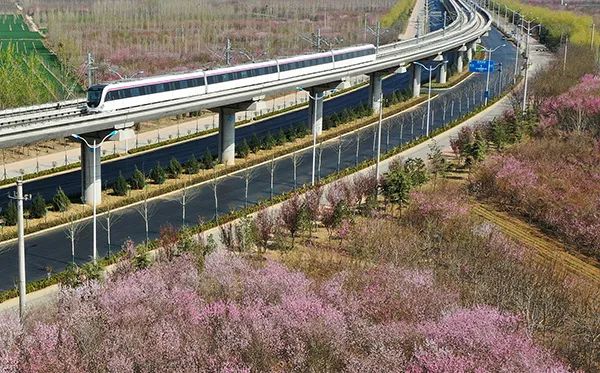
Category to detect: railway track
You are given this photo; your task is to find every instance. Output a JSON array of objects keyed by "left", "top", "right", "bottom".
[{"left": 0, "top": 99, "right": 86, "bottom": 126}]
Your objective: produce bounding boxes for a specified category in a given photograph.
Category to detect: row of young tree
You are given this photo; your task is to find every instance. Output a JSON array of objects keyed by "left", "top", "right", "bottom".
[
  {"left": 218, "top": 143, "right": 445, "bottom": 253},
  {"left": 0, "top": 100, "right": 384, "bottom": 225}
]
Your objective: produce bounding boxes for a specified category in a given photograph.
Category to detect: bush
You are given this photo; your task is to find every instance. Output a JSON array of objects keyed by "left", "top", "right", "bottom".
[
  {"left": 113, "top": 172, "right": 129, "bottom": 196},
  {"left": 130, "top": 167, "right": 146, "bottom": 190},
  {"left": 29, "top": 193, "right": 47, "bottom": 219},
  {"left": 150, "top": 162, "right": 167, "bottom": 184},
  {"left": 52, "top": 187, "right": 71, "bottom": 212},
  {"left": 249, "top": 133, "right": 261, "bottom": 153},
  {"left": 201, "top": 148, "right": 215, "bottom": 169},
  {"left": 263, "top": 132, "right": 276, "bottom": 150},
  {"left": 167, "top": 157, "right": 183, "bottom": 178},
  {"left": 237, "top": 139, "right": 251, "bottom": 158},
  {"left": 184, "top": 155, "right": 201, "bottom": 174},
  {"left": 3, "top": 201, "right": 17, "bottom": 226},
  {"left": 275, "top": 128, "right": 288, "bottom": 146}
]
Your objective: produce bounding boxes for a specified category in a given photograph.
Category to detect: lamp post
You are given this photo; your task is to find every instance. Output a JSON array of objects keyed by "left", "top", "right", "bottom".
[
  {"left": 8, "top": 180, "right": 31, "bottom": 321},
  {"left": 71, "top": 130, "right": 118, "bottom": 263},
  {"left": 296, "top": 87, "right": 324, "bottom": 186},
  {"left": 478, "top": 44, "right": 505, "bottom": 105},
  {"left": 521, "top": 20, "right": 542, "bottom": 113},
  {"left": 412, "top": 57, "right": 447, "bottom": 137}
]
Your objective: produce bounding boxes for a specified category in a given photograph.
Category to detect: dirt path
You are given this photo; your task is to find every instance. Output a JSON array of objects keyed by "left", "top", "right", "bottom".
[{"left": 473, "top": 204, "right": 600, "bottom": 286}]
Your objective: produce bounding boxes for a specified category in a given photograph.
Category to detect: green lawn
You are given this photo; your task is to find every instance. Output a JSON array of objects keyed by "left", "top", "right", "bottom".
[{"left": 0, "top": 14, "right": 82, "bottom": 103}]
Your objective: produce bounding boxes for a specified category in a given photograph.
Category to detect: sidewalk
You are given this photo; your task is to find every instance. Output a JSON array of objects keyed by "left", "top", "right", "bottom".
[
  {"left": 398, "top": 0, "right": 426, "bottom": 40},
  {"left": 1, "top": 76, "right": 369, "bottom": 179}
]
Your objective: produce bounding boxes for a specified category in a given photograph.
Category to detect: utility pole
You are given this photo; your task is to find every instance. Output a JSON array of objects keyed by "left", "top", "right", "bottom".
[
  {"left": 87, "top": 52, "right": 94, "bottom": 88},
  {"left": 591, "top": 23, "right": 596, "bottom": 50},
  {"left": 365, "top": 21, "right": 387, "bottom": 53},
  {"left": 8, "top": 180, "right": 31, "bottom": 321},
  {"left": 225, "top": 38, "right": 232, "bottom": 66},
  {"left": 563, "top": 36, "right": 568, "bottom": 72}
]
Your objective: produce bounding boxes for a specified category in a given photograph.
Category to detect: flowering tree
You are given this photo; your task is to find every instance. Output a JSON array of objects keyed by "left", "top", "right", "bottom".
[{"left": 540, "top": 74, "right": 600, "bottom": 136}]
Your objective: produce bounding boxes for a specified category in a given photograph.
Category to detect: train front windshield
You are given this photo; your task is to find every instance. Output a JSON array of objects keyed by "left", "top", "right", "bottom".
[{"left": 87, "top": 85, "right": 106, "bottom": 108}]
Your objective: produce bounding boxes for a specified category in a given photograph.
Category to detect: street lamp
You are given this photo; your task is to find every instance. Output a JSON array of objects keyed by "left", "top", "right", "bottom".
[
  {"left": 412, "top": 57, "right": 447, "bottom": 137},
  {"left": 478, "top": 44, "right": 505, "bottom": 105},
  {"left": 71, "top": 130, "right": 118, "bottom": 263},
  {"left": 296, "top": 87, "right": 323, "bottom": 186},
  {"left": 374, "top": 64, "right": 408, "bottom": 184},
  {"left": 521, "top": 20, "right": 542, "bottom": 113}
]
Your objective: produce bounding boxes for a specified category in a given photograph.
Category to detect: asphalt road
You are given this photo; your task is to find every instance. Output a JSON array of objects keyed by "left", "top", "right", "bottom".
[{"left": 0, "top": 26, "right": 517, "bottom": 290}]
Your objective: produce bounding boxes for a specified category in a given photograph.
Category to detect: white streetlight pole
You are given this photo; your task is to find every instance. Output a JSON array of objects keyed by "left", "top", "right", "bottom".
[
  {"left": 514, "top": 17, "right": 522, "bottom": 83},
  {"left": 413, "top": 59, "right": 447, "bottom": 137},
  {"left": 71, "top": 130, "right": 118, "bottom": 263},
  {"left": 479, "top": 44, "right": 505, "bottom": 105},
  {"left": 8, "top": 180, "right": 31, "bottom": 321},
  {"left": 375, "top": 91, "right": 383, "bottom": 184},
  {"left": 521, "top": 21, "right": 541, "bottom": 113}
]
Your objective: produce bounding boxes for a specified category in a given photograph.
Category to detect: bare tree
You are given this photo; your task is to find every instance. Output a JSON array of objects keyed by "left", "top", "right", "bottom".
[
  {"left": 317, "top": 142, "right": 324, "bottom": 182},
  {"left": 441, "top": 96, "right": 449, "bottom": 123},
  {"left": 64, "top": 214, "right": 88, "bottom": 264},
  {"left": 291, "top": 151, "right": 303, "bottom": 190},
  {"left": 336, "top": 135, "right": 351, "bottom": 173},
  {"left": 269, "top": 156, "right": 277, "bottom": 200},
  {"left": 385, "top": 120, "right": 392, "bottom": 152},
  {"left": 210, "top": 172, "right": 223, "bottom": 221},
  {"left": 99, "top": 205, "right": 122, "bottom": 257},
  {"left": 355, "top": 131, "right": 361, "bottom": 166},
  {"left": 371, "top": 124, "right": 377, "bottom": 157},
  {"left": 134, "top": 188, "right": 157, "bottom": 247},
  {"left": 238, "top": 166, "right": 256, "bottom": 208},
  {"left": 175, "top": 178, "right": 199, "bottom": 226}
]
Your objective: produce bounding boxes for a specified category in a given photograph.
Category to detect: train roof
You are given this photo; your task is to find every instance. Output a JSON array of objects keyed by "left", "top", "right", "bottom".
[{"left": 97, "top": 44, "right": 376, "bottom": 91}]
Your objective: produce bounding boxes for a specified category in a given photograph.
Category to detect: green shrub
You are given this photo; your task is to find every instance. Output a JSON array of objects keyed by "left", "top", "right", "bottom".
[
  {"left": 150, "top": 162, "right": 167, "bottom": 184},
  {"left": 237, "top": 139, "right": 251, "bottom": 158},
  {"left": 113, "top": 172, "right": 129, "bottom": 196},
  {"left": 184, "top": 155, "right": 201, "bottom": 174},
  {"left": 263, "top": 132, "right": 276, "bottom": 149},
  {"left": 52, "top": 187, "right": 71, "bottom": 212},
  {"left": 275, "top": 128, "right": 288, "bottom": 146},
  {"left": 168, "top": 157, "right": 183, "bottom": 178},
  {"left": 249, "top": 133, "right": 261, "bottom": 153},
  {"left": 3, "top": 201, "right": 18, "bottom": 226},
  {"left": 130, "top": 167, "right": 146, "bottom": 190},
  {"left": 29, "top": 193, "right": 47, "bottom": 219},
  {"left": 202, "top": 149, "right": 215, "bottom": 169}
]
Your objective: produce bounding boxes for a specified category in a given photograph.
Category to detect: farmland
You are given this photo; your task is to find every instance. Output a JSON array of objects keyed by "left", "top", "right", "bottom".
[
  {"left": 21, "top": 0, "right": 412, "bottom": 78},
  {"left": 0, "top": 13, "right": 82, "bottom": 108}
]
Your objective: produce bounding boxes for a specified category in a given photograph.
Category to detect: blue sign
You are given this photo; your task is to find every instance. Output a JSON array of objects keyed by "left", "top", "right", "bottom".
[{"left": 469, "top": 60, "right": 496, "bottom": 73}]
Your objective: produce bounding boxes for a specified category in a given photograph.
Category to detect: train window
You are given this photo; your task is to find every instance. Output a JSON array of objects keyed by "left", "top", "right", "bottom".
[
  {"left": 180, "top": 80, "right": 188, "bottom": 89},
  {"left": 131, "top": 88, "right": 140, "bottom": 97}
]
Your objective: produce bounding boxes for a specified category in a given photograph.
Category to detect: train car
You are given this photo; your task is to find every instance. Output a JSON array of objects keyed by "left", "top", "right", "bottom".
[
  {"left": 86, "top": 71, "right": 206, "bottom": 112},
  {"left": 205, "top": 60, "right": 279, "bottom": 94},
  {"left": 86, "top": 44, "right": 376, "bottom": 113}
]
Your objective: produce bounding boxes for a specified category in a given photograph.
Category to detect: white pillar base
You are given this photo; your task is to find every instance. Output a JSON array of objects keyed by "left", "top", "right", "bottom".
[
  {"left": 368, "top": 72, "right": 384, "bottom": 114},
  {"left": 412, "top": 64, "right": 422, "bottom": 98},
  {"left": 308, "top": 88, "right": 324, "bottom": 136},
  {"left": 218, "top": 108, "right": 236, "bottom": 165},
  {"left": 81, "top": 142, "right": 101, "bottom": 205}
]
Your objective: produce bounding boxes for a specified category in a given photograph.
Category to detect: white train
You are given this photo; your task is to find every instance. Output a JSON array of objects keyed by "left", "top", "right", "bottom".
[{"left": 86, "top": 45, "right": 376, "bottom": 112}]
